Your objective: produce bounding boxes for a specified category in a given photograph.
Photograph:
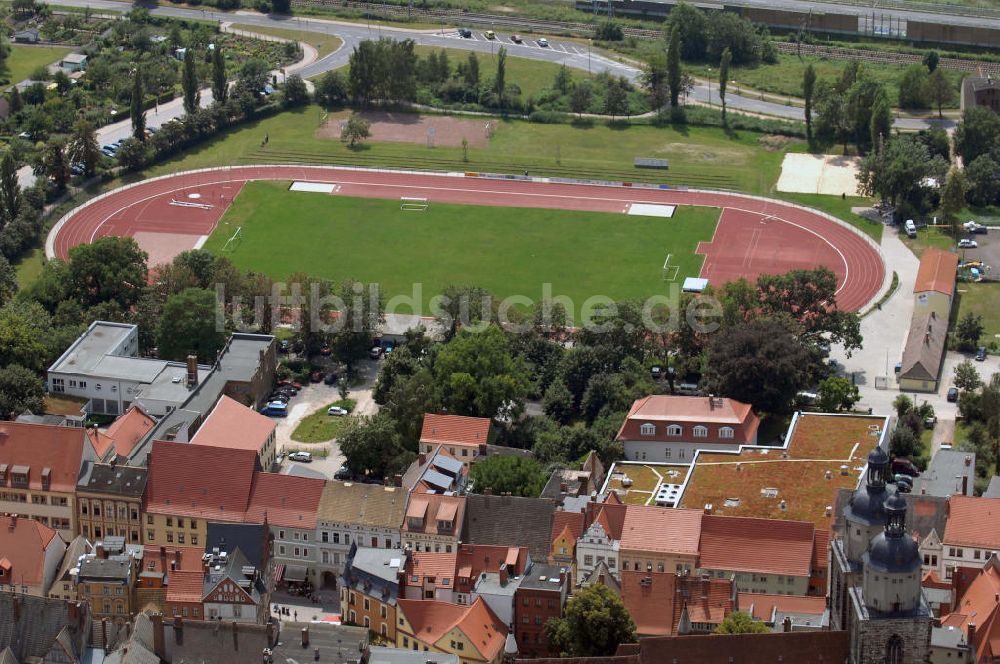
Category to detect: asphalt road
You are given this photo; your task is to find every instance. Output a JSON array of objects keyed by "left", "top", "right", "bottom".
[{"left": 52, "top": 1, "right": 952, "bottom": 131}]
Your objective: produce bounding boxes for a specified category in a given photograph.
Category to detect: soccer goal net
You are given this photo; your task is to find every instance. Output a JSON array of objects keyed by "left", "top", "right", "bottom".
[{"left": 662, "top": 253, "right": 680, "bottom": 282}]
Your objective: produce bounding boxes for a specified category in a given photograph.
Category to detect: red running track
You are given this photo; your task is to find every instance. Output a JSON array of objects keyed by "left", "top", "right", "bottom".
[{"left": 49, "top": 165, "right": 885, "bottom": 311}]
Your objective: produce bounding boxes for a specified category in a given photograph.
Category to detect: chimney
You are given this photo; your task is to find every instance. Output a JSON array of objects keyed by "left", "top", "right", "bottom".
[
  {"left": 965, "top": 455, "right": 973, "bottom": 467},
  {"left": 393, "top": 474, "right": 403, "bottom": 488},
  {"left": 232, "top": 621, "right": 239, "bottom": 650},
  {"left": 969, "top": 623, "right": 976, "bottom": 646},
  {"left": 782, "top": 616, "right": 792, "bottom": 633},
  {"left": 12, "top": 595, "right": 20, "bottom": 622},
  {"left": 559, "top": 569, "right": 566, "bottom": 585},
  {"left": 96, "top": 543, "right": 106, "bottom": 559},
  {"left": 301, "top": 626, "right": 310, "bottom": 647},
  {"left": 67, "top": 601, "right": 79, "bottom": 624},
  {"left": 962, "top": 475, "right": 969, "bottom": 495},
  {"left": 186, "top": 355, "right": 198, "bottom": 387},
  {"left": 478, "top": 443, "right": 487, "bottom": 457},
  {"left": 709, "top": 394, "right": 715, "bottom": 410},
  {"left": 152, "top": 614, "right": 165, "bottom": 659},
  {"left": 8, "top": 514, "right": 15, "bottom": 529},
  {"left": 499, "top": 565, "right": 509, "bottom": 586},
  {"left": 417, "top": 452, "right": 426, "bottom": 465}
]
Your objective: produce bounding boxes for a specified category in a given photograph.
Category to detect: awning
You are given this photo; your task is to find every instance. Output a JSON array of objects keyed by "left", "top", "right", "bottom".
[
  {"left": 273, "top": 564, "right": 285, "bottom": 583},
  {"left": 284, "top": 565, "right": 308, "bottom": 582}
]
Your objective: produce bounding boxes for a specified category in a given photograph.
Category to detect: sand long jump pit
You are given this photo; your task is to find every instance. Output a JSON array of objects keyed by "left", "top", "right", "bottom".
[
  {"left": 777, "top": 153, "right": 861, "bottom": 197},
  {"left": 317, "top": 111, "right": 494, "bottom": 148}
]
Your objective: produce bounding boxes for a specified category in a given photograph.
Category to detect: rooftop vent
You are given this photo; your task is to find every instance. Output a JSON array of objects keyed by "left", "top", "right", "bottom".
[{"left": 779, "top": 499, "right": 787, "bottom": 511}]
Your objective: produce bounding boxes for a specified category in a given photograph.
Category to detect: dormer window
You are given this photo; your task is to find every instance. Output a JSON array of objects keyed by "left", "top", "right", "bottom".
[
  {"left": 693, "top": 426, "right": 708, "bottom": 438},
  {"left": 666, "top": 425, "right": 682, "bottom": 436},
  {"left": 438, "top": 520, "right": 453, "bottom": 532},
  {"left": 719, "top": 427, "right": 735, "bottom": 439},
  {"left": 640, "top": 423, "right": 656, "bottom": 436}
]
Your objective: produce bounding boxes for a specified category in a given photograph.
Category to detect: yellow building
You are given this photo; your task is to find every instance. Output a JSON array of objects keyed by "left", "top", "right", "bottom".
[
  {"left": 913, "top": 248, "right": 958, "bottom": 320},
  {"left": 77, "top": 463, "right": 147, "bottom": 544},
  {"left": 396, "top": 597, "right": 508, "bottom": 664},
  {"left": 76, "top": 539, "right": 138, "bottom": 625}
]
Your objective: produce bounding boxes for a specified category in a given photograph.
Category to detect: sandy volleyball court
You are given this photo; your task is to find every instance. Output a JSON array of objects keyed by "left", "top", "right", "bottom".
[
  {"left": 777, "top": 153, "right": 861, "bottom": 197},
  {"left": 317, "top": 111, "right": 494, "bottom": 148}
]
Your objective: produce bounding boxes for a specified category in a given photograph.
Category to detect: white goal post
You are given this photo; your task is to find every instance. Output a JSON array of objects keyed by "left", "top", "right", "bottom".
[
  {"left": 222, "top": 226, "right": 242, "bottom": 252},
  {"left": 400, "top": 197, "right": 429, "bottom": 211}
]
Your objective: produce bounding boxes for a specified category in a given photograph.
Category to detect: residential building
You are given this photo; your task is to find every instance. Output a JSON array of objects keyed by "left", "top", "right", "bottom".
[
  {"left": 462, "top": 494, "right": 555, "bottom": 562},
  {"left": 205, "top": 522, "right": 269, "bottom": 569},
  {"left": 0, "top": 515, "right": 66, "bottom": 596},
  {"left": 932, "top": 554, "right": 1000, "bottom": 663},
  {"left": 85, "top": 406, "right": 156, "bottom": 461},
  {"left": 75, "top": 538, "right": 140, "bottom": 624},
  {"left": 914, "top": 449, "right": 977, "bottom": 498},
  {"left": 738, "top": 593, "right": 829, "bottom": 631},
  {"left": 698, "top": 514, "right": 815, "bottom": 596},
  {"left": 270, "top": 622, "right": 368, "bottom": 664},
  {"left": 404, "top": 550, "right": 459, "bottom": 603},
  {"left": 914, "top": 247, "right": 959, "bottom": 319},
  {"left": 143, "top": 440, "right": 259, "bottom": 546},
  {"left": 540, "top": 451, "right": 606, "bottom": 506},
  {"left": 190, "top": 395, "right": 278, "bottom": 469},
  {"left": 366, "top": 646, "right": 459, "bottom": 664},
  {"left": 0, "top": 593, "right": 91, "bottom": 664},
  {"left": 616, "top": 395, "right": 759, "bottom": 463},
  {"left": 402, "top": 493, "right": 465, "bottom": 554},
  {"left": 246, "top": 472, "right": 325, "bottom": 587},
  {"left": 12, "top": 28, "right": 40, "bottom": 43},
  {"left": 340, "top": 545, "right": 407, "bottom": 639},
  {"left": 130, "top": 612, "right": 278, "bottom": 664},
  {"left": 402, "top": 448, "right": 468, "bottom": 495},
  {"left": 0, "top": 421, "right": 86, "bottom": 536},
  {"left": 899, "top": 311, "right": 949, "bottom": 392},
  {"left": 575, "top": 494, "right": 626, "bottom": 582},
  {"left": 316, "top": 481, "right": 406, "bottom": 587},
  {"left": 50, "top": 536, "right": 92, "bottom": 601},
  {"left": 579, "top": 559, "right": 621, "bottom": 595},
  {"left": 76, "top": 461, "right": 147, "bottom": 543},
  {"left": 137, "top": 545, "right": 204, "bottom": 616},
  {"left": 513, "top": 563, "right": 568, "bottom": 657},
  {"left": 419, "top": 414, "right": 491, "bottom": 466},
  {"left": 549, "top": 510, "right": 583, "bottom": 572},
  {"left": 202, "top": 545, "right": 268, "bottom": 623},
  {"left": 941, "top": 495, "right": 1000, "bottom": 579},
  {"left": 619, "top": 505, "right": 702, "bottom": 578},
  {"left": 61, "top": 53, "right": 87, "bottom": 71},
  {"left": 395, "top": 597, "right": 508, "bottom": 664},
  {"left": 620, "top": 571, "right": 734, "bottom": 637},
  {"left": 961, "top": 75, "right": 1000, "bottom": 113}
]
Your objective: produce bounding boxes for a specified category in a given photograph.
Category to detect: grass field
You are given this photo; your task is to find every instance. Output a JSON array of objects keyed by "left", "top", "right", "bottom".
[
  {"left": 232, "top": 24, "right": 343, "bottom": 60},
  {"left": 1, "top": 45, "right": 74, "bottom": 86},
  {"left": 202, "top": 181, "right": 719, "bottom": 312},
  {"left": 291, "top": 399, "right": 356, "bottom": 443},
  {"left": 955, "top": 282, "right": 1000, "bottom": 346},
  {"left": 145, "top": 105, "right": 792, "bottom": 193}
]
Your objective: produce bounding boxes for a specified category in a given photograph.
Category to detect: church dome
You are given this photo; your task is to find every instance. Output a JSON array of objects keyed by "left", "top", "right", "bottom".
[
  {"left": 866, "top": 530, "right": 921, "bottom": 573},
  {"left": 868, "top": 445, "right": 889, "bottom": 466},
  {"left": 846, "top": 483, "right": 889, "bottom": 525}
]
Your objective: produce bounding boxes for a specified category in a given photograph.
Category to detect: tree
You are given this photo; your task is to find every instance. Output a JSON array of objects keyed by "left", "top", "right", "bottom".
[
  {"left": 603, "top": 77, "right": 628, "bottom": 119},
  {"left": 869, "top": 92, "right": 892, "bottom": 154},
  {"left": 803, "top": 63, "right": 816, "bottom": 142},
  {"left": 898, "top": 65, "right": 929, "bottom": 110},
  {"left": 718, "top": 47, "right": 731, "bottom": 124},
  {"left": 130, "top": 67, "right": 146, "bottom": 141},
  {"left": 570, "top": 81, "right": 592, "bottom": 116},
  {"left": 67, "top": 120, "right": 101, "bottom": 177},
  {"left": 35, "top": 139, "right": 69, "bottom": 191},
  {"left": 705, "top": 12, "right": 762, "bottom": 65},
  {"left": 817, "top": 376, "right": 861, "bottom": 413},
  {"left": 940, "top": 167, "right": 967, "bottom": 235},
  {"left": 237, "top": 58, "right": 270, "bottom": 95},
  {"left": 156, "top": 288, "right": 226, "bottom": 363},
  {"left": 666, "top": 24, "right": 682, "bottom": 108},
  {"left": 705, "top": 318, "right": 812, "bottom": 415},
  {"left": 714, "top": 612, "right": 770, "bottom": 635},
  {"left": 495, "top": 46, "right": 507, "bottom": 108},
  {"left": 271, "top": 0, "right": 290, "bottom": 12},
  {"left": 955, "top": 105, "right": 1000, "bottom": 164},
  {"left": 341, "top": 113, "right": 371, "bottom": 147},
  {"left": 890, "top": 424, "right": 920, "bottom": 459},
  {"left": 0, "top": 364, "right": 43, "bottom": 420},
  {"left": 857, "top": 134, "right": 945, "bottom": 210},
  {"left": 545, "top": 584, "right": 636, "bottom": 657},
  {"left": 182, "top": 50, "right": 200, "bottom": 116},
  {"left": 955, "top": 312, "right": 984, "bottom": 352},
  {"left": 0, "top": 300, "right": 56, "bottom": 371},
  {"left": 954, "top": 360, "right": 983, "bottom": 392},
  {"left": 469, "top": 455, "right": 546, "bottom": 497},
  {"left": 554, "top": 64, "right": 572, "bottom": 95},
  {"left": 68, "top": 236, "right": 148, "bottom": 310},
  {"left": 339, "top": 413, "right": 414, "bottom": 479},
  {"left": 816, "top": 85, "right": 852, "bottom": 155},
  {"left": 212, "top": 46, "right": 227, "bottom": 105},
  {"left": 893, "top": 394, "right": 914, "bottom": 418},
  {"left": 0, "top": 150, "right": 19, "bottom": 224},
  {"left": 964, "top": 155, "right": 999, "bottom": 208},
  {"left": 0, "top": 255, "right": 15, "bottom": 306},
  {"left": 464, "top": 51, "right": 480, "bottom": 90},
  {"left": 923, "top": 50, "right": 940, "bottom": 72},
  {"left": 330, "top": 279, "right": 381, "bottom": 367},
  {"left": 282, "top": 74, "right": 309, "bottom": 107},
  {"left": 543, "top": 379, "right": 574, "bottom": 424},
  {"left": 923, "top": 69, "right": 953, "bottom": 120},
  {"left": 8, "top": 87, "right": 22, "bottom": 115},
  {"left": 315, "top": 70, "right": 348, "bottom": 107}
]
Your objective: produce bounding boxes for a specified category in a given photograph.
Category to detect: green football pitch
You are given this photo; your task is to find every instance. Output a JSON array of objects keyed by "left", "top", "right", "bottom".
[{"left": 202, "top": 181, "right": 720, "bottom": 313}]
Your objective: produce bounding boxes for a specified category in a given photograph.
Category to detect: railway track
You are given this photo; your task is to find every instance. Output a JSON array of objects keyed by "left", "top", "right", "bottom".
[{"left": 774, "top": 41, "right": 1000, "bottom": 74}]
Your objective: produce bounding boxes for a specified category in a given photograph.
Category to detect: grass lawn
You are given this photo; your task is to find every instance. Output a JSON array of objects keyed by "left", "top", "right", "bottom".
[
  {"left": 291, "top": 399, "right": 356, "bottom": 443},
  {"left": 13, "top": 246, "right": 46, "bottom": 290},
  {"left": 2, "top": 45, "right": 74, "bottom": 86},
  {"left": 900, "top": 224, "right": 956, "bottom": 257},
  {"left": 203, "top": 181, "right": 719, "bottom": 312},
  {"left": 232, "top": 24, "right": 343, "bottom": 60},
  {"left": 775, "top": 192, "right": 883, "bottom": 242},
  {"left": 144, "top": 105, "right": 791, "bottom": 193},
  {"left": 955, "top": 282, "right": 1000, "bottom": 347}
]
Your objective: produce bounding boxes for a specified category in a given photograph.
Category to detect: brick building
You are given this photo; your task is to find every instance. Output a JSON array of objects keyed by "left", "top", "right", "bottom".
[{"left": 513, "top": 563, "right": 568, "bottom": 657}]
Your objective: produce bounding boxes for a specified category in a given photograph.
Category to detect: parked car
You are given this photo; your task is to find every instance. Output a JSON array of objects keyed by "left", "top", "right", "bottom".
[
  {"left": 891, "top": 458, "right": 920, "bottom": 478},
  {"left": 947, "top": 387, "right": 959, "bottom": 403},
  {"left": 310, "top": 370, "right": 323, "bottom": 382},
  {"left": 976, "top": 347, "right": 987, "bottom": 361},
  {"left": 327, "top": 406, "right": 349, "bottom": 416},
  {"left": 334, "top": 466, "right": 353, "bottom": 480},
  {"left": 260, "top": 402, "right": 288, "bottom": 417},
  {"left": 324, "top": 372, "right": 338, "bottom": 386},
  {"left": 70, "top": 162, "right": 85, "bottom": 176},
  {"left": 319, "top": 345, "right": 332, "bottom": 356},
  {"left": 510, "top": 34, "right": 523, "bottom": 43},
  {"left": 538, "top": 37, "right": 549, "bottom": 47},
  {"left": 964, "top": 221, "right": 988, "bottom": 234},
  {"left": 893, "top": 473, "right": 913, "bottom": 487},
  {"left": 288, "top": 451, "right": 312, "bottom": 462},
  {"left": 369, "top": 346, "right": 383, "bottom": 359},
  {"left": 458, "top": 27, "right": 472, "bottom": 37},
  {"left": 484, "top": 30, "right": 496, "bottom": 39},
  {"left": 650, "top": 365, "right": 663, "bottom": 381},
  {"left": 958, "top": 239, "right": 978, "bottom": 249},
  {"left": 279, "top": 339, "right": 290, "bottom": 353},
  {"left": 267, "top": 393, "right": 289, "bottom": 404},
  {"left": 904, "top": 219, "right": 917, "bottom": 238}
]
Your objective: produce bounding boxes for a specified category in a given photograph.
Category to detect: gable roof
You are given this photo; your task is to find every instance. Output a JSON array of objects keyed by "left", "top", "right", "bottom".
[
  {"left": 944, "top": 495, "right": 1000, "bottom": 549},
  {"left": 398, "top": 597, "right": 506, "bottom": 660},
  {"left": 0, "top": 422, "right": 86, "bottom": 493},
  {"left": 191, "top": 395, "right": 276, "bottom": 454},
  {"left": 552, "top": 510, "right": 585, "bottom": 547},
  {"left": 620, "top": 506, "right": 702, "bottom": 555},
  {"left": 914, "top": 248, "right": 958, "bottom": 296},
  {"left": 900, "top": 311, "right": 948, "bottom": 381},
  {"left": 738, "top": 593, "right": 827, "bottom": 623},
  {"left": 0, "top": 516, "right": 62, "bottom": 587},
  {"left": 77, "top": 463, "right": 148, "bottom": 499},
  {"left": 419, "top": 414, "right": 491, "bottom": 447},
  {"left": 620, "top": 572, "right": 733, "bottom": 637},
  {"left": 617, "top": 396, "right": 758, "bottom": 444},
  {"left": 462, "top": 494, "right": 555, "bottom": 561},
  {"left": 166, "top": 569, "right": 205, "bottom": 604},
  {"left": 699, "top": 515, "right": 814, "bottom": 577},
  {"left": 204, "top": 523, "right": 267, "bottom": 568},
  {"left": 940, "top": 557, "right": 1000, "bottom": 661},
  {"left": 246, "top": 472, "right": 325, "bottom": 529},
  {"left": 0, "top": 595, "right": 90, "bottom": 664},
  {"left": 582, "top": 497, "right": 627, "bottom": 541},
  {"left": 318, "top": 481, "right": 407, "bottom": 529},
  {"left": 98, "top": 407, "right": 156, "bottom": 459},
  {"left": 403, "top": 494, "right": 465, "bottom": 537},
  {"left": 145, "top": 440, "right": 258, "bottom": 521}
]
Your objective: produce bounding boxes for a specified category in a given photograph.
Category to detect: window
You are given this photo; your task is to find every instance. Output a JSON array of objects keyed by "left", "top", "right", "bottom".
[
  {"left": 294, "top": 547, "right": 301, "bottom": 557},
  {"left": 147, "top": 529, "right": 154, "bottom": 541},
  {"left": 719, "top": 427, "right": 735, "bottom": 439},
  {"left": 51, "top": 378, "right": 65, "bottom": 393},
  {"left": 165, "top": 518, "right": 173, "bottom": 527},
  {"left": 364, "top": 598, "right": 370, "bottom": 611},
  {"left": 693, "top": 426, "right": 708, "bottom": 438},
  {"left": 640, "top": 423, "right": 656, "bottom": 436},
  {"left": 584, "top": 555, "right": 593, "bottom": 566},
  {"left": 279, "top": 545, "right": 286, "bottom": 555},
  {"left": 191, "top": 535, "right": 198, "bottom": 546},
  {"left": 381, "top": 605, "right": 387, "bottom": 618},
  {"left": 885, "top": 635, "right": 904, "bottom": 664},
  {"left": 665, "top": 448, "right": 671, "bottom": 458},
  {"left": 189, "top": 519, "right": 196, "bottom": 529},
  {"left": 147, "top": 515, "right": 153, "bottom": 525},
  {"left": 166, "top": 532, "right": 173, "bottom": 543},
  {"left": 322, "top": 532, "right": 329, "bottom": 543},
  {"left": 666, "top": 424, "right": 682, "bottom": 436},
  {"left": 177, "top": 519, "right": 184, "bottom": 528},
  {"left": 279, "top": 530, "right": 285, "bottom": 539},
  {"left": 974, "top": 550, "right": 982, "bottom": 560},
  {"left": 177, "top": 533, "right": 185, "bottom": 544}
]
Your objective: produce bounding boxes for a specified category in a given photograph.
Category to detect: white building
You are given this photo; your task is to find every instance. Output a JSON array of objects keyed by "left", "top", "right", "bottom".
[{"left": 576, "top": 519, "right": 620, "bottom": 583}]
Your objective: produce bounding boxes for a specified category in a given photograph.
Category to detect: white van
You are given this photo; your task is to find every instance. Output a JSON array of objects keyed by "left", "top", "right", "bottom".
[{"left": 904, "top": 219, "right": 917, "bottom": 238}]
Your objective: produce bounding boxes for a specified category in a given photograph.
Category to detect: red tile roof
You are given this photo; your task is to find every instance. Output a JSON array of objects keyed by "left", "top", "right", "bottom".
[
  {"left": 191, "top": 396, "right": 276, "bottom": 454},
  {"left": 0, "top": 422, "right": 86, "bottom": 493},
  {"left": 419, "top": 414, "right": 491, "bottom": 448},
  {"left": 620, "top": 506, "right": 702, "bottom": 555},
  {"left": 620, "top": 572, "right": 734, "bottom": 637},
  {"left": 617, "top": 396, "right": 759, "bottom": 445},
  {"left": 398, "top": 597, "right": 507, "bottom": 660},
  {"left": 944, "top": 496, "right": 1000, "bottom": 549},
  {"left": 552, "top": 511, "right": 585, "bottom": 545},
  {"left": 166, "top": 569, "right": 206, "bottom": 604},
  {"left": 0, "top": 516, "right": 61, "bottom": 587},
  {"left": 408, "top": 551, "right": 459, "bottom": 588},
  {"left": 142, "top": 546, "right": 205, "bottom": 573},
  {"left": 101, "top": 406, "right": 156, "bottom": 458},
  {"left": 582, "top": 498, "right": 627, "bottom": 541},
  {"left": 737, "top": 593, "right": 826, "bottom": 622},
  {"left": 634, "top": 630, "right": 850, "bottom": 664},
  {"left": 403, "top": 494, "right": 466, "bottom": 537},
  {"left": 145, "top": 440, "right": 258, "bottom": 521},
  {"left": 914, "top": 247, "right": 958, "bottom": 295},
  {"left": 699, "top": 515, "right": 814, "bottom": 577},
  {"left": 940, "top": 558, "right": 1000, "bottom": 662},
  {"left": 457, "top": 543, "right": 529, "bottom": 578},
  {"left": 811, "top": 529, "right": 830, "bottom": 573},
  {"left": 245, "top": 472, "right": 325, "bottom": 529}
]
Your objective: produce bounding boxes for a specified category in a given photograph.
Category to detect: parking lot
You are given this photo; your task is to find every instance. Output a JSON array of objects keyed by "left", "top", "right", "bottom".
[
  {"left": 958, "top": 227, "right": 999, "bottom": 277},
  {"left": 449, "top": 28, "right": 597, "bottom": 57}
]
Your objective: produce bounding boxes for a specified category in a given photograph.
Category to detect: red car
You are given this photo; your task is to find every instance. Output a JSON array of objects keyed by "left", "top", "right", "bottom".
[
  {"left": 320, "top": 345, "right": 332, "bottom": 356},
  {"left": 310, "top": 370, "right": 323, "bottom": 383}
]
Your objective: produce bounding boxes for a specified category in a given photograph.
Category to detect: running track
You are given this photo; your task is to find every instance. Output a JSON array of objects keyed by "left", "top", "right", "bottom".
[{"left": 48, "top": 165, "right": 886, "bottom": 311}]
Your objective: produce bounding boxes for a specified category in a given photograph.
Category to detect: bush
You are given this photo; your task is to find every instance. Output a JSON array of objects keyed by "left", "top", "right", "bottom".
[
  {"left": 528, "top": 110, "right": 568, "bottom": 124},
  {"left": 595, "top": 21, "right": 624, "bottom": 42}
]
